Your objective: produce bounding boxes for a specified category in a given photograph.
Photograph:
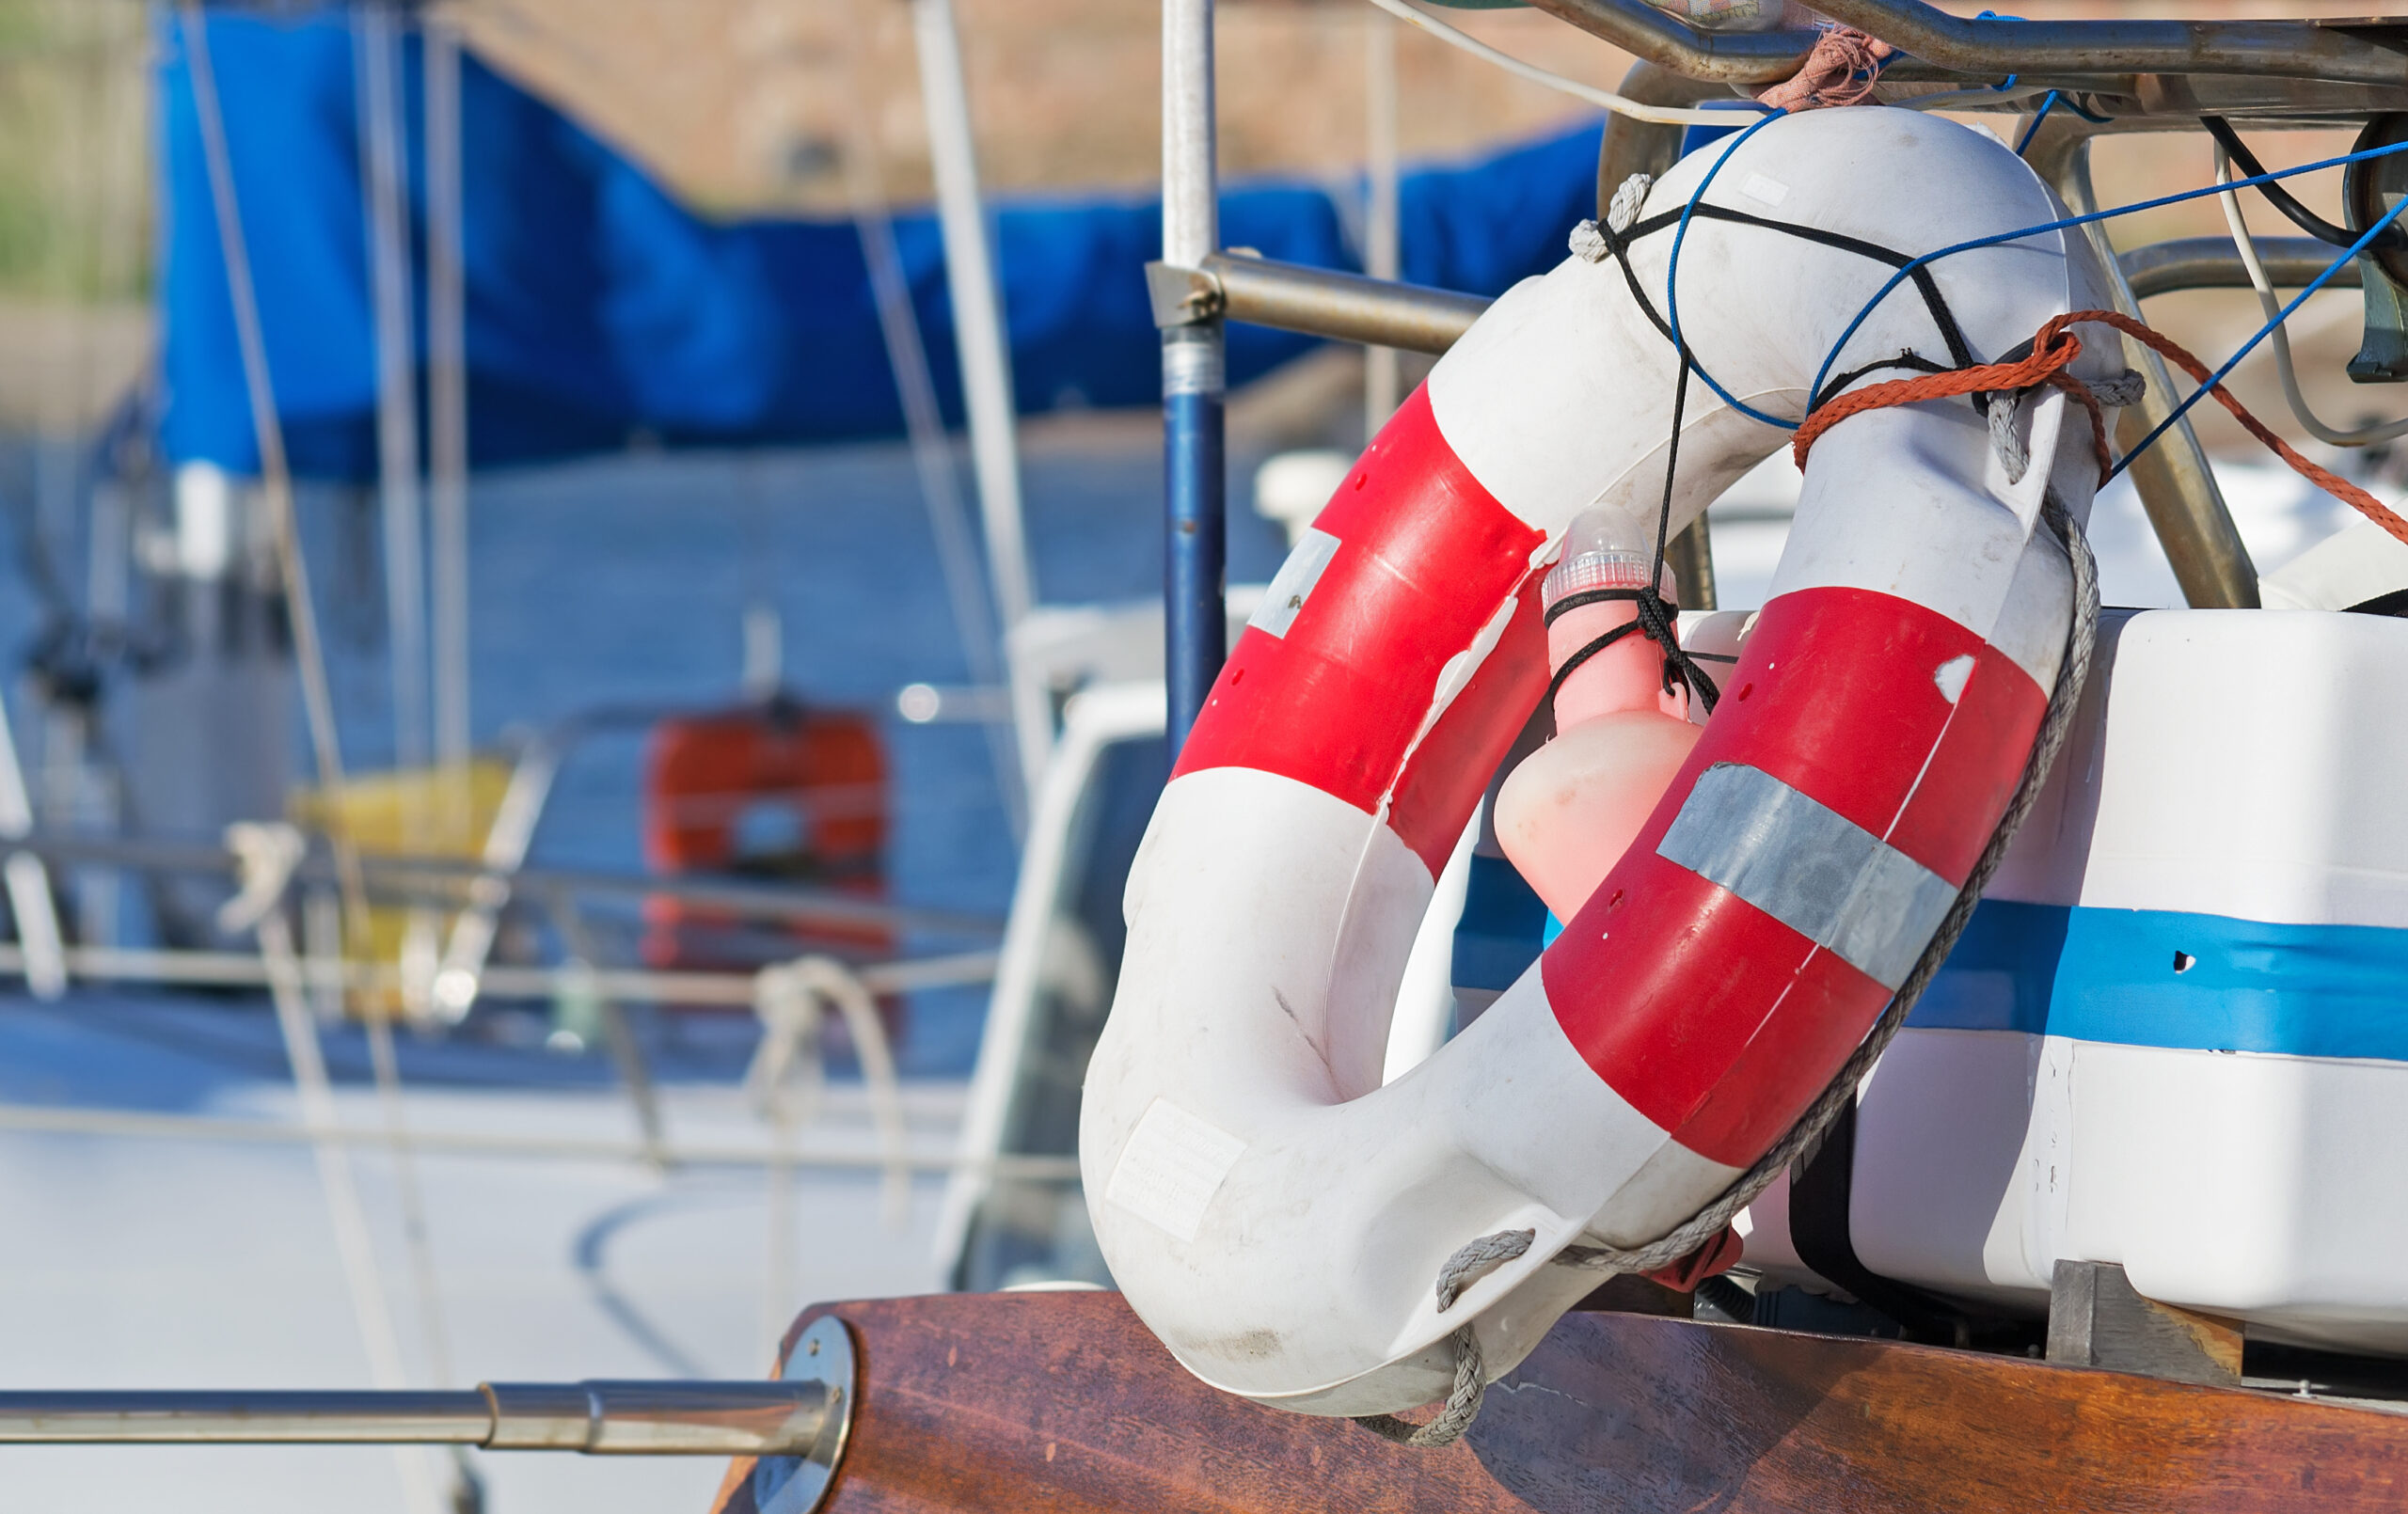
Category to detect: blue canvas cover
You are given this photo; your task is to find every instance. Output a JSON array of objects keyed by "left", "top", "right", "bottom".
[{"left": 158, "top": 9, "right": 1603, "bottom": 479}]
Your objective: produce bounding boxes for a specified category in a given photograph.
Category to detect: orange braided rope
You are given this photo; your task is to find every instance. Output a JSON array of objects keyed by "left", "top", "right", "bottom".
[{"left": 1793, "top": 308, "right": 2408, "bottom": 549}]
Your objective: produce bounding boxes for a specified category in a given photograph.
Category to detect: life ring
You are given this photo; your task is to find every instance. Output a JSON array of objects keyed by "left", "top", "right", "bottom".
[
  {"left": 1080, "top": 109, "right": 2120, "bottom": 1416},
  {"left": 641, "top": 701, "right": 889, "bottom": 971}
]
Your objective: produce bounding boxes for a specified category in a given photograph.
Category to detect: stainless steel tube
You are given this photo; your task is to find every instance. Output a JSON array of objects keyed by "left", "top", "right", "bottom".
[
  {"left": 2039, "top": 137, "right": 2259, "bottom": 608},
  {"left": 0, "top": 1381, "right": 832, "bottom": 1455},
  {"left": 1805, "top": 1, "right": 2405, "bottom": 87},
  {"left": 484, "top": 1380, "right": 835, "bottom": 1455},
  {"left": 0, "top": 1390, "right": 492, "bottom": 1446},
  {"left": 1203, "top": 253, "right": 1489, "bottom": 355},
  {"left": 2120, "top": 236, "right": 2366, "bottom": 300},
  {"left": 1520, "top": 0, "right": 2406, "bottom": 89}
]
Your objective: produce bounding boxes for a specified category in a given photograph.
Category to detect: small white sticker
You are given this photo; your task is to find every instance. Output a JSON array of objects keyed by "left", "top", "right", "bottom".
[
  {"left": 1740, "top": 172, "right": 1790, "bottom": 207},
  {"left": 1933, "top": 654, "right": 1975, "bottom": 705},
  {"left": 1105, "top": 1098, "right": 1248, "bottom": 1242},
  {"left": 1248, "top": 527, "right": 1340, "bottom": 639}
]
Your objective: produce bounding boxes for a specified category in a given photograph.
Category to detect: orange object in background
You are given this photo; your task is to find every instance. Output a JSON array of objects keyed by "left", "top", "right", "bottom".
[{"left": 640, "top": 702, "right": 891, "bottom": 975}]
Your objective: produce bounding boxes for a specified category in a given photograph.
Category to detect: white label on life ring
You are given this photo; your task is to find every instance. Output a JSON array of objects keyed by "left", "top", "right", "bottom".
[
  {"left": 1106, "top": 1097, "right": 1250, "bottom": 1242},
  {"left": 1248, "top": 528, "right": 1342, "bottom": 640}
]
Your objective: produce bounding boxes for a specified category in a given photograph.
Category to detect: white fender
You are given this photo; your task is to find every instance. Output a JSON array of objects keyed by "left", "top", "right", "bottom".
[{"left": 1081, "top": 109, "right": 2123, "bottom": 1416}]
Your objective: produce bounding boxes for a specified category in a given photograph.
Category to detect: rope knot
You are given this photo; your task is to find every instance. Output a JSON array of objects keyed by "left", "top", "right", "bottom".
[
  {"left": 1795, "top": 308, "right": 2408, "bottom": 555},
  {"left": 1756, "top": 24, "right": 1893, "bottom": 113},
  {"left": 1543, "top": 582, "right": 1721, "bottom": 720},
  {"left": 1607, "top": 173, "right": 1654, "bottom": 236}
]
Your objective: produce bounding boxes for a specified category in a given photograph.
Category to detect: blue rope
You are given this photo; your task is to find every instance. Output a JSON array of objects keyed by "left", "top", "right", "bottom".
[
  {"left": 2013, "top": 91, "right": 2059, "bottom": 156},
  {"left": 1803, "top": 133, "right": 2408, "bottom": 413},
  {"left": 1665, "top": 108, "right": 1793, "bottom": 429},
  {"left": 1972, "top": 10, "right": 2020, "bottom": 90},
  {"left": 2110, "top": 195, "right": 2408, "bottom": 479}
]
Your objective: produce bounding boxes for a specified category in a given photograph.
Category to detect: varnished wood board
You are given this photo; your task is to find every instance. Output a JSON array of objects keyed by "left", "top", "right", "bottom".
[{"left": 712, "top": 1291, "right": 2408, "bottom": 1513}]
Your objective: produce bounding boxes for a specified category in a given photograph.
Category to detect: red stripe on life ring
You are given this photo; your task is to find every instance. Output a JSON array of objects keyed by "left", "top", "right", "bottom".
[
  {"left": 1694, "top": 589, "right": 2010, "bottom": 860},
  {"left": 1383, "top": 576, "right": 1546, "bottom": 875},
  {"left": 1543, "top": 586, "right": 2047, "bottom": 1166},
  {"left": 1882, "top": 639, "right": 2051, "bottom": 884},
  {"left": 1174, "top": 385, "right": 1545, "bottom": 845}
]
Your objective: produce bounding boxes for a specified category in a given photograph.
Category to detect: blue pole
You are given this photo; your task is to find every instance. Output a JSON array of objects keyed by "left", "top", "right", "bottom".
[
  {"left": 1162, "top": 0, "right": 1222, "bottom": 758},
  {"left": 1163, "top": 326, "right": 1226, "bottom": 756}
]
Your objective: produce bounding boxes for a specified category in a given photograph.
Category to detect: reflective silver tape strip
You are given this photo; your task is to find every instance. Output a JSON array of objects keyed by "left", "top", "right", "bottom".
[{"left": 1656, "top": 762, "right": 1958, "bottom": 990}]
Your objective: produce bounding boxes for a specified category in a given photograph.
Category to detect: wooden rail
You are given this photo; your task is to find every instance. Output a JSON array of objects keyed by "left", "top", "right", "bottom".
[{"left": 713, "top": 1290, "right": 2408, "bottom": 1513}]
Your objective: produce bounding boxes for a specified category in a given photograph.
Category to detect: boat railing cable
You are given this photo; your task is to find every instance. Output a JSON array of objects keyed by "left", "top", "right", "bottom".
[
  {"left": 0, "top": 937, "right": 997, "bottom": 1009},
  {"left": 8, "top": 828, "right": 1005, "bottom": 937},
  {"left": 0, "top": 1094, "right": 1072, "bottom": 1178},
  {"left": 1357, "top": 0, "right": 1774, "bottom": 127}
]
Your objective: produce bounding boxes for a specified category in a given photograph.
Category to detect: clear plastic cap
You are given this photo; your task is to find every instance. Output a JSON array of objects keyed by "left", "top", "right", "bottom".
[{"left": 1542, "top": 509, "right": 1678, "bottom": 610}]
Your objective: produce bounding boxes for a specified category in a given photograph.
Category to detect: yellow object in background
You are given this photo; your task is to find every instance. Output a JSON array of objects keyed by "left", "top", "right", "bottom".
[{"left": 287, "top": 759, "right": 514, "bottom": 1017}]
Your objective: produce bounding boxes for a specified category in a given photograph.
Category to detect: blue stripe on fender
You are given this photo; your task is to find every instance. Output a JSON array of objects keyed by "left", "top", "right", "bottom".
[{"left": 1912, "top": 899, "right": 2408, "bottom": 1061}]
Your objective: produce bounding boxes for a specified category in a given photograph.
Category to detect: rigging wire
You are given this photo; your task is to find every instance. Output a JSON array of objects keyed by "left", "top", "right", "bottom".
[
  {"left": 834, "top": 32, "right": 1027, "bottom": 839},
  {"left": 178, "top": 14, "right": 465, "bottom": 1512},
  {"left": 1355, "top": 0, "right": 1772, "bottom": 126},
  {"left": 2213, "top": 145, "right": 2408, "bottom": 449}
]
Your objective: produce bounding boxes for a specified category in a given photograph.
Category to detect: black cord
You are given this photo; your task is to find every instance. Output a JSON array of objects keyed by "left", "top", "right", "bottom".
[
  {"left": 1540, "top": 600, "right": 1650, "bottom": 714},
  {"left": 1598, "top": 203, "right": 1986, "bottom": 420},
  {"left": 2203, "top": 116, "right": 2404, "bottom": 252},
  {"left": 1537, "top": 354, "right": 1722, "bottom": 726},
  {"left": 1648, "top": 352, "right": 1720, "bottom": 717}
]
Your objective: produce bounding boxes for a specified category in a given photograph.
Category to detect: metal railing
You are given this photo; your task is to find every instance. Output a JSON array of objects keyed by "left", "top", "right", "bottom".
[
  {"left": 1513, "top": 0, "right": 2408, "bottom": 89},
  {"left": 0, "top": 1380, "right": 829, "bottom": 1455}
]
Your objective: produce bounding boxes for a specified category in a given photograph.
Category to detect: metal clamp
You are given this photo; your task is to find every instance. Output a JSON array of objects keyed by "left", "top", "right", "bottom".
[{"left": 1145, "top": 260, "right": 1225, "bottom": 328}]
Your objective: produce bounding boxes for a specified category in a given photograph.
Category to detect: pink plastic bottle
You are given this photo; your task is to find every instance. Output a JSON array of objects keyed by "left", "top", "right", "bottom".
[{"left": 1494, "top": 510, "right": 1703, "bottom": 924}]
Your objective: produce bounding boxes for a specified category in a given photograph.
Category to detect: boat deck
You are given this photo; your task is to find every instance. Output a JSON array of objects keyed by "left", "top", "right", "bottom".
[{"left": 0, "top": 986, "right": 963, "bottom": 1513}]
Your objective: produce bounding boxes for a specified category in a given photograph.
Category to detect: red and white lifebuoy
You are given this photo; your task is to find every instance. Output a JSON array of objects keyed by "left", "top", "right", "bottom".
[{"left": 1081, "top": 108, "right": 2119, "bottom": 1415}]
